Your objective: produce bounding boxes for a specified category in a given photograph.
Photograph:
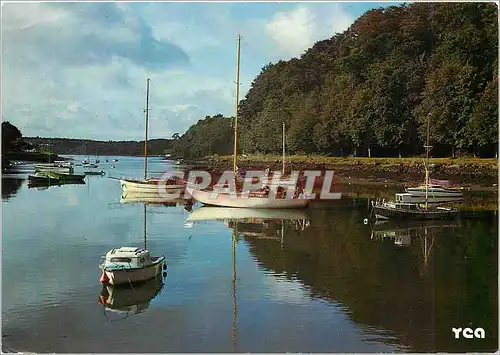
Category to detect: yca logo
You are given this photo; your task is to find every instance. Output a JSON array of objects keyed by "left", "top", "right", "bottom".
[{"left": 452, "top": 327, "right": 485, "bottom": 339}]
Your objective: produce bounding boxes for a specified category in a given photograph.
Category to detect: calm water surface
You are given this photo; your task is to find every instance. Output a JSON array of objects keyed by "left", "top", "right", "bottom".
[{"left": 2, "top": 156, "right": 498, "bottom": 352}]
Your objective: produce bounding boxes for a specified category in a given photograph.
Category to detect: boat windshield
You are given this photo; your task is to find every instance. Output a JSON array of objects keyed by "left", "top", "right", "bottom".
[{"left": 110, "top": 257, "right": 132, "bottom": 263}]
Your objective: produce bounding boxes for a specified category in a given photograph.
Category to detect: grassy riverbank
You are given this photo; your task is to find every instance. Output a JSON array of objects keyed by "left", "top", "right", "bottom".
[{"left": 205, "top": 155, "right": 498, "bottom": 186}]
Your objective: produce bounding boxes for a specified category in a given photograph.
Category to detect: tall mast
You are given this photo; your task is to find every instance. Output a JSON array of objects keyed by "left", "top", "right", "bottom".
[
  {"left": 233, "top": 34, "right": 241, "bottom": 180},
  {"left": 143, "top": 203, "right": 147, "bottom": 250},
  {"left": 282, "top": 121, "right": 285, "bottom": 175},
  {"left": 144, "top": 78, "right": 150, "bottom": 180}
]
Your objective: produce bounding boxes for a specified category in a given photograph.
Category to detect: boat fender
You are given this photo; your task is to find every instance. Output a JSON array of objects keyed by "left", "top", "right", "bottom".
[
  {"left": 162, "top": 264, "right": 167, "bottom": 270},
  {"left": 100, "top": 271, "right": 110, "bottom": 284},
  {"left": 163, "top": 272, "right": 167, "bottom": 277},
  {"left": 363, "top": 218, "right": 368, "bottom": 225}
]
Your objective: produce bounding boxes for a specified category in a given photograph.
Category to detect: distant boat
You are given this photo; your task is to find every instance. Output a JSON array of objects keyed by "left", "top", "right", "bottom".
[
  {"left": 28, "top": 172, "right": 61, "bottom": 185},
  {"left": 34, "top": 163, "right": 73, "bottom": 174},
  {"left": 406, "top": 180, "right": 464, "bottom": 202},
  {"left": 84, "top": 170, "right": 106, "bottom": 176},
  {"left": 47, "top": 171, "right": 85, "bottom": 183},
  {"left": 372, "top": 193, "right": 458, "bottom": 220},
  {"left": 35, "top": 144, "right": 74, "bottom": 174}
]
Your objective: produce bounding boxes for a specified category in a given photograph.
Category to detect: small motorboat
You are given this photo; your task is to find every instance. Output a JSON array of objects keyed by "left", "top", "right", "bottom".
[
  {"left": 99, "top": 247, "right": 166, "bottom": 286},
  {"left": 47, "top": 171, "right": 85, "bottom": 183},
  {"left": 372, "top": 193, "right": 458, "bottom": 220},
  {"left": 84, "top": 170, "right": 106, "bottom": 176},
  {"left": 28, "top": 172, "right": 61, "bottom": 184}
]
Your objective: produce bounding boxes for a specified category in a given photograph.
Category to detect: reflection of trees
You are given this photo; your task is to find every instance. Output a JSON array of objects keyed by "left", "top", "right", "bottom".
[
  {"left": 1, "top": 178, "right": 23, "bottom": 200},
  {"left": 242, "top": 210, "right": 498, "bottom": 352}
]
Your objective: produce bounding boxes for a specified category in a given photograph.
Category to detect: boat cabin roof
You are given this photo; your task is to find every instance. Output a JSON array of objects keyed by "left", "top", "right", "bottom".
[
  {"left": 106, "top": 247, "right": 150, "bottom": 259},
  {"left": 395, "top": 193, "right": 413, "bottom": 203}
]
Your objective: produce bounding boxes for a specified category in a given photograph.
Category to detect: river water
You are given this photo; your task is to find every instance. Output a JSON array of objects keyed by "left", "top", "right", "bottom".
[{"left": 2, "top": 156, "right": 498, "bottom": 352}]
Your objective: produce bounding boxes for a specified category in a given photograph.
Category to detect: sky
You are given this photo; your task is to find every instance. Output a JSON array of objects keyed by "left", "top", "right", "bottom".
[{"left": 2, "top": 1, "right": 401, "bottom": 141}]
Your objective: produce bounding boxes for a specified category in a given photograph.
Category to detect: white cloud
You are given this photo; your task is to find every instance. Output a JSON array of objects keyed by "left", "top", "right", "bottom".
[
  {"left": 265, "top": 4, "right": 354, "bottom": 59},
  {"left": 266, "top": 7, "right": 316, "bottom": 57},
  {"left": 1, "top": 2, "right": 360, "bottom": 141}
]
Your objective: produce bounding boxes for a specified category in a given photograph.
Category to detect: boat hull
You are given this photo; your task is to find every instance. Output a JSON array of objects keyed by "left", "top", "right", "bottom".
[
  {"left": 186, "top": 186, "right": 309, "bottom": 209},
  {"left": 120, "top": 179, "right": 185, "bottom": 193},
  {"left": 101, "top": 257, "right": 166, "bottom": 286},
  {"left": 373, "top": 205, "right": 458, "bottom": 220},
  {"left": 35, "top": 166, "right": 73, "bottom": 174},
  {"left": 405, "top": 187, "right": 464, "bottom": 199},
  {"left": 28, "top": 174, "right": 60, "bottom": 184},
  {"left": 47, "top": 171, "right": 85, "bottom": 182}
]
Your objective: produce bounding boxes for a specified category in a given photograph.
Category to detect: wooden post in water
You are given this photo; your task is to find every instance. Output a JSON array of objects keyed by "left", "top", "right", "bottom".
[{"left": 144, "top": 78, "right": 150, "bottom": 180}]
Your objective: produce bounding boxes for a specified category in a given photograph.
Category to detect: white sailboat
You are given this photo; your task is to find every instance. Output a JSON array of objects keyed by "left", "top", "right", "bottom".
[
  {"left": 405, "top": 118, "right": 464, "bottom": 203},
  {"left": 187, "top": 34, "right": 310, "bottom": 209},
  {"left": 120, "top": 79, "right": 185, "bottom": 194}
]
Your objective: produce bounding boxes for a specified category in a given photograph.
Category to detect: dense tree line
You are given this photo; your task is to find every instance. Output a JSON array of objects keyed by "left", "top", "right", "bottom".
[
  {"left": 171, "top": 114, "right": 234, "bottom": 158},
  {"left": 174, "top": 3, "right": 497, "bottom": 159},
  {"left": 24, "top": 137, "right": 175, "bottom": 156},
  {"left": 237, "top": 2, "right": 498, "bottom": 158},
  {"left": 2, "top": 121, "right": 28, "bottom": 152}
]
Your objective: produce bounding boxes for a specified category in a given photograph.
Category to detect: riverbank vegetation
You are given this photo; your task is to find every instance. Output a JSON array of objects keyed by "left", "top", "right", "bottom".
[
  {"left": 23, "top": 137, "right": 175, "bottom": 157},
  {"left": 206, "top": 154, "right": 498, "bottom": 185}
]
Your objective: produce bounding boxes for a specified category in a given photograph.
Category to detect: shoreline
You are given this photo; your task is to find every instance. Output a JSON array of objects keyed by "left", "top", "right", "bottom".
[{"left": 195, "top": 155, "right": 498, "bottom": 188}]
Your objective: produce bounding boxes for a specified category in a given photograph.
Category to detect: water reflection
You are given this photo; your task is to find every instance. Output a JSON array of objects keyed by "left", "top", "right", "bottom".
[
  {"left": 370, "top": 220, "right": 461, "bottom": 274},
  {"left": 188, "top": 207, "right": 313, "bottom": 352},
  {"left": 120, "top": 191, "right": 193, "bottom": 211},
  {"left": 2, "top": 157, "right": 497, "bottom": 353},
  {"left": 1, "top": 178, "right": 23, "bottom": 199},
  {"left": 241, "top": 210, "right": 498, "bottom": 352},
  {"left": 99, "top": 276, "right": 164, "bottom": 318},
  {"left": 27, "top": 179, "right": 86, "bottom": 190}
]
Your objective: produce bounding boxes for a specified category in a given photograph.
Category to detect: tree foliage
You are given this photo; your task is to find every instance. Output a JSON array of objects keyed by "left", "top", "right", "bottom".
[
  {"left": 2, "top": 121, "right": 23, "bottom": 152},
  {"left": 231, "top": 2, "right": 497, "bottom": 158},
  {"left": 171, "top": 114, "right": 233, "bottom": 158}
]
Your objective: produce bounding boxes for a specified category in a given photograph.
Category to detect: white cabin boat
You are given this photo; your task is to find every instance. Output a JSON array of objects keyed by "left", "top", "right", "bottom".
[
  {"left": 34, "top": 163, "right": 73, "bottom": 174},
  {"left": 99, "top": 247, "right": 166, "bottom": 286},
  {"left": 405, "top": 185, "right": 464, "bottom": 202}
]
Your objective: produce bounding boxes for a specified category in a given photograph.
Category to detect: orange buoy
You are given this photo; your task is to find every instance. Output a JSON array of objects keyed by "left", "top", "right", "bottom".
[{"left": 100, "top": 271, "right": 110, "bottom": 284}]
